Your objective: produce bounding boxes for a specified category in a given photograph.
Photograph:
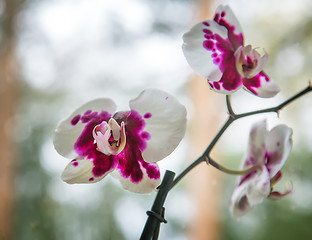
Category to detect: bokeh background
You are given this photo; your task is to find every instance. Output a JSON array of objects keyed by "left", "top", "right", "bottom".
[{"left": 1, "top": 0, "right": 312, "bottom": 239}]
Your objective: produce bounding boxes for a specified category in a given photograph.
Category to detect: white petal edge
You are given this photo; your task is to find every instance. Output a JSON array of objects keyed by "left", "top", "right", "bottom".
[
  {"left": 243, "top": 74, "right": 280, "bottom": 98},
  {"left": 53, "top": 98, "right": 117, "bottom": 159},
  {"left": 129, "top": 89, "right": 187, "bottom": 163},
  {"left": 243, "top": 120, "right": 268, "bottom": 167},
  {"left": 111, "top": 161, "right": 161, "bottom": 194},
  {"left": 230, "top": 180, "right": 253, "bottom": 218},
  {"left": 230, "top": 166, "right": 270, "bottom": 218},
  {"left": 182, "top": 20, "right": 227, "bottom": 81},
  {"left": 265, "top": 124, "right": 293, "bottom": 178},
  {"left": 246, "top": 166, "right": 271, "bottom": 205},
  {"left": 61, "top": 158, "right": 109, "bottom": 184}
]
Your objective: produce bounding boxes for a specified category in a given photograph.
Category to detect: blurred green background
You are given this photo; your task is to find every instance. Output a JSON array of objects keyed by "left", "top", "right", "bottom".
[{"left": 1, "top": 0, "right": 312, "bottom": 239}]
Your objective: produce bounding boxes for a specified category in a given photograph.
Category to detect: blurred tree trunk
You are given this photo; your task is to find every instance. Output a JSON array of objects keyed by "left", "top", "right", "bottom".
[
  {"left": 187, "top": 1, "right": 224, "bottom": 239},
  {"left": 0, "top": 0, "right": 21, "bottom": 239}
]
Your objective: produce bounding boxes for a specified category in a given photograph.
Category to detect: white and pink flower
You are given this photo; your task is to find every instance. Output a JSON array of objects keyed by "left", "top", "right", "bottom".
[
  {"left": 53, "top": 89, "right": 187, "bottom": 193},
  {"left": 182, "top": 5, "right": 279, "bottom": 97},
  {"left": 230, "top": 120, "right": 293, "bottom": 218}
]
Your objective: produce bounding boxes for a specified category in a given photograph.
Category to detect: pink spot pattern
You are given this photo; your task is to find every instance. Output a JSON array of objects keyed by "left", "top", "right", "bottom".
[
  {"left": 144, "top": 112, "right": 152, "bottom": 119},
  {"left": 202, "top": 10, "right": 244, "bottom": 92},
  {"left": 71, "top": 109, "right": 159, "bottom": 184},
  {"left": 115, "top": 110, "right": 159, "bottom": 183}
]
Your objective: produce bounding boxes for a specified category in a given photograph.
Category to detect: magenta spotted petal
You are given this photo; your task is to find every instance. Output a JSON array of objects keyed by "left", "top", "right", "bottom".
[
  {"left": 61, "top": 156, "right": 117, "bottom": 184},
  {"left": 230, "top": 120, "right": 293, "bottom": 218},
  {"left": 230, "top": 165, "right": 270, "bottom": 218},
  {"left": 265, "top": 124, "right": 293, "bottom": 178},
  {"left": 182, "top": 5, "right": 279, "bottom": 97},
  {"left": 53, "top": 89, "right": 187, "bottom": 193}
]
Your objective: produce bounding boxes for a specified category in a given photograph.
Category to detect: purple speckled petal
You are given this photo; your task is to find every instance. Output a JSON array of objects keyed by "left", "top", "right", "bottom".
[
  {"left": 53, "top": 99, "right": 116, "bottom": 159},
  {"left": 182, "top": 19, "right": 227, "bottom": 81},
  {"left": 129, "top": 89, "right": 187, "bottom": 163},
  {"left": 61, "top": 154, "right": 117, "bottom": 184},
  {"left": 207, "top": 54, "right": 243, "bottom": 94},
  {"left": 182, "top": 5, "right": 245, "bottom": 94},
  {"left": 111, "top": 108, "right": 160, "bottom": 193},
  {"left": 230, "top": 166, "right": 270, "bottom": 218},
  {"left": 230, "top": 175, "right": 254, "bottom": 218},
  {"left": 265, "top": 124, "right": 293, "bottom": 178},
  {"left": 230, "top": 190, "right": 252, "bottom": 219},
  {"left": 243, "top": 120, "right": 268, "bottom": 168},
  {"left": 214, "top": 5, "right": 244, "bottom": 48},
  {"left": 112, "top": 143, "right": 161, "bottom": 193},
  {"left": 242, "top": 71, "right": 280, "bottom": 98}
]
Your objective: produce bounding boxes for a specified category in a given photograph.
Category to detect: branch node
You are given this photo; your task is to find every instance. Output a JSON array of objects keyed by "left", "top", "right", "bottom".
[
  {"left": 276, "top": 110, "right": 281, "bottom": 118},
  {"left": 203, "top": 155, "right": 209, "bottom": 165}
]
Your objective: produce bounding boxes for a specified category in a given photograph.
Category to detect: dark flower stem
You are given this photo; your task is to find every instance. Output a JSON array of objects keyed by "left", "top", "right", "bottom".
[
  {"left": 171, "top": 83, "right": 312, "bottom": 188},
  {"left": 140, "top": 170, "right": 175, "bottom": 240}
]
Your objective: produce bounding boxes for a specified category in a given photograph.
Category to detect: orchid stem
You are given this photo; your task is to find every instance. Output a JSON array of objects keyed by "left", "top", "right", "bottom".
[
  {"left": 226, "top": 95, "right": 235, "bottom": 116},
  {"left": 235, "top": 84, "right": 312, "bottom": 119},
  {"left": 140, "top": 170, "right": 175, "bottom": 240},
  {"left": 171, "top": 83, "right": 312, "bottom": 189},
  {"left": 207, "top": 157, "right": 261, "bottom": 175},
  {"left": 171, "top": 116, "right": 234, "bottom": 189}
]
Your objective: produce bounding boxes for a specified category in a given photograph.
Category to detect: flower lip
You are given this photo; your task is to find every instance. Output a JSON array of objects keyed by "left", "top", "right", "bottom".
[
  {"left": 235, "top": 45, "right": 268, "bottom": 79},
  {"left": 92, "top": 118, "right": 126, "bottom": 156}
]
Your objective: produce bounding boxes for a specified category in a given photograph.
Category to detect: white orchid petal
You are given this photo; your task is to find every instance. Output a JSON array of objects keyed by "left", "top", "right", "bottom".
[
  {"left": 112, "top": 159, "right": 161, "bottom": 194},
  {"left": 243, "top": 120, "right": 268, "bottom": 168},
  {"left": 230, "top": 166, "right": 270, "bottom": 218},
  {"left": 53, "top": 99, "right": 116, "bottom": 159},
  {"left": 182, "top": 20, "right": 226, "bottom": 81},
  {"left": 129, "top": 89, "right": 187, "bottom": 163},
  {"left": 61, "top": 158, "right": 107, "bottom": 184},
  {"left": 246, "top": 166, "right": 271, "bottom": 205},
  {"left": 265, "top": 125, "right": 293, "bottom": 178},
  {"left": 243, "top": 72, "right": 280, "bottom": 98}
]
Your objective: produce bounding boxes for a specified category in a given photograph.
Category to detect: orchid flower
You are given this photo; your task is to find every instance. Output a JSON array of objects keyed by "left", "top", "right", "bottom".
[
  {"left": 230, "top": 120, "right": 293, "bottom": 218},
  {"left": 182, "top": 5, "right": 279, "bottom": 97},
  {"left": 53, "top": 89, "right": 187, "bottom": 194}
]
